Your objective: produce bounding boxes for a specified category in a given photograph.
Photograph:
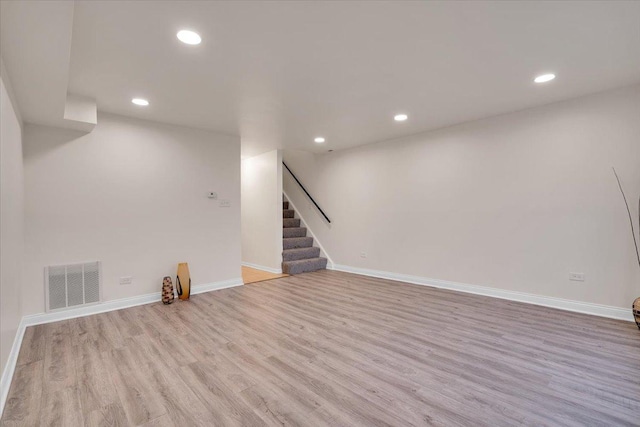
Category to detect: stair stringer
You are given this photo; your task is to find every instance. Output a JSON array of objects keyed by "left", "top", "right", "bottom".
[{"left": 282, "top": 190, "right": 334, "bottom": 269}]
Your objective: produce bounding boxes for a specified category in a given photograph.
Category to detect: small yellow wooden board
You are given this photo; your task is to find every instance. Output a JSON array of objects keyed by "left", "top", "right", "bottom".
[{"left": 176, "top": 262, "right": 191, "bottom": 300}]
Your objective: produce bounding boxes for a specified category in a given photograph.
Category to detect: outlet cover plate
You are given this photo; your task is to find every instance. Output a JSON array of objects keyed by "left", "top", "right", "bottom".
[
  {"left": 119, "top": 276, "right": 133, "bottom": 285},
  {"left": 569, "top": 272, "right": 585, "bottom": 282}
]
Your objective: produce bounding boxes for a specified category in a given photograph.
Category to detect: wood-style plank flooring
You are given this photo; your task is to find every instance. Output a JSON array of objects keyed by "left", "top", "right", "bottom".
[{"left": 2, "top": 270, "right": 639, "bottom": 426}]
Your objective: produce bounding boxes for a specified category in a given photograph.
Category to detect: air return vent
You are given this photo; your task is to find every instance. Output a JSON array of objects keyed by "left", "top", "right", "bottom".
[{"left": 45, "top": 261, "right": 101, "bottom": 312}]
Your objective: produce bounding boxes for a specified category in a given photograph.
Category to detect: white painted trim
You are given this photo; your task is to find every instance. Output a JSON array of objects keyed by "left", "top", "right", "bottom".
[
  {"left": 331, "top": 264, "right": 633, "bottom": 322},
  {"left": 0, "top": 277, "right": 243, "bottom": 417},
  {"left": 191, "top": 278, "right": 244, "bottom": 295},
  {"left": 242, "top": 262, "right": 282, "bottom": 274},
  {"left": 22, "top": 277, "right": 243, "bottom": 327},
  {"left": 0, "top": 317, "right": 26, "bottom": 418},
  {"left": 283, "top": 190, "right": 334, "bottom": 268}
]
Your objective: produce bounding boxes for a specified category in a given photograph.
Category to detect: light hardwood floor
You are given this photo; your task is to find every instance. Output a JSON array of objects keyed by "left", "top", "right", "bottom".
[
  {"left": 242, "top": 266, "right": 288, "bottom": 284},
  {"left": 2, "top": 270, "right": 639, "bottom": 426}
]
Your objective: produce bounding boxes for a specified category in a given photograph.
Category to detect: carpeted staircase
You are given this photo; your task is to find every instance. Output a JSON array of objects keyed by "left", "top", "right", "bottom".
[{"left": 282, "top": 200, "right": 328, "bottom": 274}]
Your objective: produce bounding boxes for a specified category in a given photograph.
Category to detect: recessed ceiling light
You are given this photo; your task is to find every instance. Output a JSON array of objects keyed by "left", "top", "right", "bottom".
[
  {"left": 534, "top": 73, "right": 556, "bottom": 83},
  {"left": 394, "top": 114, "right": 408, "bottom": 121},
  {"left": 131, "top": 98, "right": 149, "bottom": 106},
  {"left": 177, "top": 30, "right": 202, "bottom": 45},
  {"left": 314, "top": 137, "right": 326, "bottom": 143}
]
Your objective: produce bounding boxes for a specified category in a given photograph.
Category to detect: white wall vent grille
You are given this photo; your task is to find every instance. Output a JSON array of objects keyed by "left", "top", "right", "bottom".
[{"left": 45, "top": 261, "right": 102, "bottom": 312}]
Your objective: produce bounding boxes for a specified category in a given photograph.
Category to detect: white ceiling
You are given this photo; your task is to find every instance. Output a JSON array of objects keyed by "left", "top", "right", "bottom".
[{"left": 3, "top": 1, "right": 640, "bottom": 157}]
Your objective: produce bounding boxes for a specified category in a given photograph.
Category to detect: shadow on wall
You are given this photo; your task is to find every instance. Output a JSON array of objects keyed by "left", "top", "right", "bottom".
[{"left": 23, "top": 126, "right": 88, "bottom": 162}]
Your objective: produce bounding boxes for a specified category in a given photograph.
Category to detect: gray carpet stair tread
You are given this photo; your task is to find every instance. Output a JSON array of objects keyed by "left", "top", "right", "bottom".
[
  {"left": 282, "top": 247, "right": 321, "bottom": 261},
  {"left": 281, "top": 194, "right": 326, "bottom": 273},
  {"left": 283, "top": 227, "right": 307, "bottom": 238},
  {"left": 283, "top": 218, "right": 301, "bottom": 228},
  {"left": 283, "top": 236, "right": 314, "bottom": 249},
  {"left": 282, "top": 257, "right": 328, "bottom": 275}
]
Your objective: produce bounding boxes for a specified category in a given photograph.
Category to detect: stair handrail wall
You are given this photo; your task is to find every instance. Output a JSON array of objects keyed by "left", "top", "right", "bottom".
[
  {"left": 282, "top": 162, "right": 331, "bottom": 223},
  {"left": 283, "top": 190, "right": 334, "bottom": 268}
]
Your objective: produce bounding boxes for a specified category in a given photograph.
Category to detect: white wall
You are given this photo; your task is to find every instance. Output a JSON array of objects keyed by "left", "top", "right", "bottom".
[
  {"left": 241, "top": 150, "right": 283, "bottom": 272},
  {"left": 284, "top": 85, "right": 640, "bottom": 310},
  {"left": 23, "top": 113, "right": 241, "bottom": 316},
  {"left": 0, "top": 72, "right": 24, "bottom": 375}
]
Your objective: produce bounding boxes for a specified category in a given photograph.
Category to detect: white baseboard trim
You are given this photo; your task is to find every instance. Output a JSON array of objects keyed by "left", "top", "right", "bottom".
[
  {"left": 20, "top": 277, "right": 243, "bottom": 328},
  {"left": 330, "top": 264, "right": 633, "bottom": 322},
  {"left": 0, "top": 277, "right": 242, "bottom": 417},
  {"left": 191, "top": 277, "right": 244, "bottom": 295},
  {"left": 0, "top": 317, "right": 26, "bottom": 419},
  {"left": 242, "top": 262, "right": 282, "bottom": 274}
]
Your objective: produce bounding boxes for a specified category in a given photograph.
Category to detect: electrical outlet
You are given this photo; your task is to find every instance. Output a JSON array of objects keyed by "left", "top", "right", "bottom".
[
  {"left": 219, "top": 199, "right": 230, "bottom": 207},
  {"left": 360, "top": 252, "right": 367, "bottom": 258},
  {"left": 119, "top": 276, "right": 132, "bottom": 286},
  {"left": 569, "top": 272, "right": 585, "bottom": 282}
]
